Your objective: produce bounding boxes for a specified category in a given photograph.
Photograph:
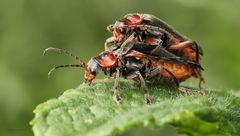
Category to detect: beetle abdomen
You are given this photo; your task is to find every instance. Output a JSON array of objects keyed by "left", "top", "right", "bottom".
[{"left": 152, "top": 61, "right": 194, "bottom": 81}]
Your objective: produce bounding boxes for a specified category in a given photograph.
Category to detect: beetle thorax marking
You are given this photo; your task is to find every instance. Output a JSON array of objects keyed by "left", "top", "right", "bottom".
[
  {"left": 122, "top": 14, "right": 143, "bottom": 25},
  {"left": 95, "top": 51, "right": 117, "bottom": 68}
]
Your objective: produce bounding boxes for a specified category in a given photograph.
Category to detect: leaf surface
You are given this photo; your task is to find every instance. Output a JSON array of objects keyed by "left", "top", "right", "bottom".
[{"left": 30, "top": 79, "right": 240, "bottom": 136}]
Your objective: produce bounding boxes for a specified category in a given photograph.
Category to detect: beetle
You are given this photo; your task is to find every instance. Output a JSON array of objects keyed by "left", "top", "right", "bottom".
[
  {"left": 44, "top": 34, "right": 190, "bottom": 104},
  {"left": 105, "top": 13, "right": 204, "bottom": 88},
  {"left": 44, "top": 13, "right": 204, "bottom": 104}
]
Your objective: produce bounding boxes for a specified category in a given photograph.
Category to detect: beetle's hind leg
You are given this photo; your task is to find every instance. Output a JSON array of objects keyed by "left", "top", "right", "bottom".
[
  {"left": 196, "top": 70, "right": 205, "bottom": 90},
  {"left": 135, "top": 71, "right": 151, "bottom": 105},
  {"left": 198, "top": 77, "right": 205, "bottom": 90},
  {"left": 113, "top": 68, "right": 122, "bottom": 104},
  {"left": 147, "top": 66, "right": 179, "bottom": 88},
  {"left": 178, "top": 72, "right": 206, "bottom": 94}
]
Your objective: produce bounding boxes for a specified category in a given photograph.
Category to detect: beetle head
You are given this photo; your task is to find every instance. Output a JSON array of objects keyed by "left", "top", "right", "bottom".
[
  {"left": 110, "top": 20, "right": 128, "bottom": 42},
  {"left": 84, "top": 58, "right": 100, "bottom": 84},
  {"left": 108, "top": 13, "right": 143, "bottom": 42},
  {"left": 85, "top": 51, "right": 117, "bottom": 84}
]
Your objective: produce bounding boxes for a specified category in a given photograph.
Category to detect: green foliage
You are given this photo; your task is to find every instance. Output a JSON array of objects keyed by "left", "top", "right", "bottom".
[{"left": 30, "top": 79, "right": 240, "bottom": 136}]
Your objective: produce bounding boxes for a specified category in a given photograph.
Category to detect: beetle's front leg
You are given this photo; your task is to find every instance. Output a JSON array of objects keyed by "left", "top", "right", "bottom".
[{"left": 113, "top": 68, "right": 121, "bottom": 104}]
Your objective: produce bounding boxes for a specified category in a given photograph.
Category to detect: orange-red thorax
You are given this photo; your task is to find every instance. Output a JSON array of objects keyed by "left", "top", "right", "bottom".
[
  {"left": 122, "top": 14, "right": 143, "bottom": 25},
  {"left": 95, "top": 51, "right": 117, "bottom": 68}
]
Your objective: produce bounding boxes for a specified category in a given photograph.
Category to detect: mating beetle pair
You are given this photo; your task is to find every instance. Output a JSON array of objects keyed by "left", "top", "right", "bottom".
[{"left": 44, "top": 13, "right": 204, "bottom": 104}]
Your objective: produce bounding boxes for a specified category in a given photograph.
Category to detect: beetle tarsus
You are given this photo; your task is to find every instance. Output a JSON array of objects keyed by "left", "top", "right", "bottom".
[
  {"left": 114, "top": 91, "right": 122, "bottom": 104},
  {"left": 144, "top": 94, "right": 151, "bottom": 105},
  {"left": 198, "top": 76, "right": 205, "bottom": 90},
  {"left": 178, "top": 85, "right": 205, "bottom": 94}
]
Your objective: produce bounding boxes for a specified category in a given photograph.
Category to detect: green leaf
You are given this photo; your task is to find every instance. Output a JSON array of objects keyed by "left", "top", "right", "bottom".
[{"left": 30, "top": 79, "right": 240, "bottom": 136}]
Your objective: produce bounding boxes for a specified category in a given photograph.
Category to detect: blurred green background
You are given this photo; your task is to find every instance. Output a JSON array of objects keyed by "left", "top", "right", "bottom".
[{"left": 0, "top": 0, "right": 239, "bottom": 136}]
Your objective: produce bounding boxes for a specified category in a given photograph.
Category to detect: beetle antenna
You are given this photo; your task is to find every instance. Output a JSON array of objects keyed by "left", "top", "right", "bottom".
[
  {"left": 43, "top": 47, "right": 86, "bottom": 66},
  {"left": 48, "top": 64, "right": 82, "bottom": 79}
]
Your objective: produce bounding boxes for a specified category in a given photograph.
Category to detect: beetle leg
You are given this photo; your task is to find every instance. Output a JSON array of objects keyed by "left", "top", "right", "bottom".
[
  {"left": 119, "top": 33, "right": 135, "bottom": 56},
  {"left": 147, "top": 66, "right": 179, "bottom": 87},
  {"left": 199, "top": 76, "right": 205, "bottom": 90},
  {"left": 178, "top": 86, "right": 204, "bottom": 94},
  {"left": 135, "top": 71, "right": 151, "bottom": 105},
  {"left": 195, "top": 69, "right": 205, "bottom": 90},
  {"left": 116, "top": 33, "right": 136, "bottom": 63},
  {"left": 150, "top": 44, "right": 162, "bottom": 55},
  {"left": 113, "top": 68, "right": 122, "bottom": 104}
]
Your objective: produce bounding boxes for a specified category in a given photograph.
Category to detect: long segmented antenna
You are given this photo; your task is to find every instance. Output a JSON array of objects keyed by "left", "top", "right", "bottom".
[
  {"left": 43, "top": 47, "right": 90, "bottom": 79},
  {"left": 43, "top": 47, "right": 86, "bottom": 67},
  {"left": 48, "top": 64, "right": 82, "bottom": 79}
]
